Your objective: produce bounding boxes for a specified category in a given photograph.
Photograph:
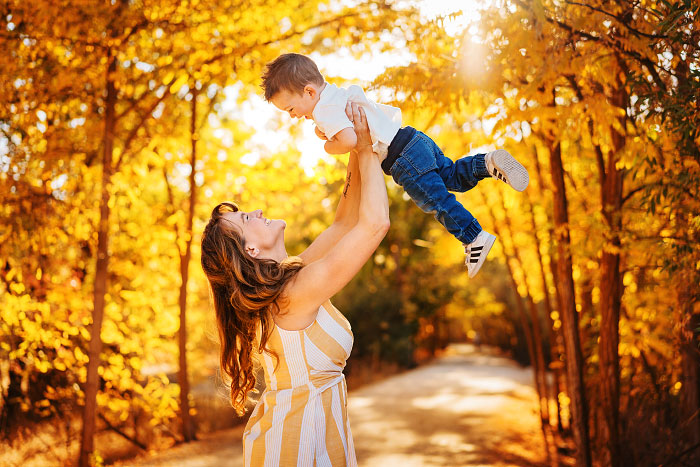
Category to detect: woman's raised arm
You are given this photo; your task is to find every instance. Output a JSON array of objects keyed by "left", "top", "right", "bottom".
[
  {"left": 281, "top": 105, "right": 389, "bottom": 326},
  {"left": 299, "top": 103, "right": 363, "bottom": 265}
]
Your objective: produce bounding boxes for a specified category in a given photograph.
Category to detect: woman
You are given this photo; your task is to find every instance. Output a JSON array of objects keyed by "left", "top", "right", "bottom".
[{"left": 200, "top": 105, "right": 389, "bottom": 467}]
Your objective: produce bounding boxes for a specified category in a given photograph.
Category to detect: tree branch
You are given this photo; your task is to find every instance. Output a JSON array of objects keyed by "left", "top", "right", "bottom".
[
  {"left": 113, "top": 84, "right": 174, "bottom": 173},
  {"left": 622, "top": 184, "right": 649, "bottom": 204},
  {"left": 202, "top": 10, "right": 367, "bottom": 67},
  {"left": 562, "top": 74, "right": 607, "bottom": 191},
  {"left": 513, "top": 0, "right": 669, "bottom": 93},
  {"left": 114, "top": 43, "right": 179, "bottom": 121},
  {"left": 0, "top": 30, "right": 106, "bottom": 49},
  {"left": 98, "top": 413, "right": 147, "bottom": 451},
  {"left": 564, "top": 1, "right": 667, "bottom": 40}
]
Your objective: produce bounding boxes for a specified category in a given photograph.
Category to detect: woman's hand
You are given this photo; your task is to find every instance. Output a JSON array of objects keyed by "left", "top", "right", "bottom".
[{"left": 350, "top": 104, "right": 372, "bottom": 151}]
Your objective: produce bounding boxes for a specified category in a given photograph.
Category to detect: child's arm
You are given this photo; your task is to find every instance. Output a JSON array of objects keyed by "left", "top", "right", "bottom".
[
  {"left": 324, "top": 127, "right": 357, "bottom": 154},
  {"left": 314, "top": 100, "right": 360, "bottom": 154},
  {"left": 314, "top": 126, "right": 328, "bottom": 140}
]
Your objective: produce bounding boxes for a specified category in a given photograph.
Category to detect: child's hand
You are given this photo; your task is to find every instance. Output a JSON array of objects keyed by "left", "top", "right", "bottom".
[{"left": 314, "top": 126, "right": 328, "bottom": 141}]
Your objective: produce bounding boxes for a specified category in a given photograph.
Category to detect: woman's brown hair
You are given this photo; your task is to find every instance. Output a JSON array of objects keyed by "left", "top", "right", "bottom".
[{"left": 200, "top": 202, "right": 303, "bottom": 415}]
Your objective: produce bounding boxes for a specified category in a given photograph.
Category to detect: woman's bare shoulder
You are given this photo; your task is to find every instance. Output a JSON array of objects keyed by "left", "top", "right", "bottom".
[{"left": 273, "top": 270, "right": 322, "bottom": 331}]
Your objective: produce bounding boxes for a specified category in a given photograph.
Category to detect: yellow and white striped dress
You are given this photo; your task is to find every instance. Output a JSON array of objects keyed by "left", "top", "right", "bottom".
[{"left": 243, "top": 301, "right": 357, "bottom": 467}]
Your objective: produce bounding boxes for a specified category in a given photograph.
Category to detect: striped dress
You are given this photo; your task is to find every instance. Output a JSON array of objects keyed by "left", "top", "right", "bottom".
[{"left": 243, "top": 301, "right": 357, "bottom": 467}]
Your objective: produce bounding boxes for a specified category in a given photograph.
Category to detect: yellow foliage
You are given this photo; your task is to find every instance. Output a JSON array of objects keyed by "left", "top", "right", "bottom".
[
  {"left": 1, "top": 1, "right": 695, "bottom": 456},
  {"left": 169, "top": 74, "right": 188, "bottom": 94}
]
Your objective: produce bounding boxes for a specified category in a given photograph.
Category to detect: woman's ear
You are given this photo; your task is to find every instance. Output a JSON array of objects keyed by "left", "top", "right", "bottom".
[{"left": 245, "top": 245, "right": 260, "bottom": 258}]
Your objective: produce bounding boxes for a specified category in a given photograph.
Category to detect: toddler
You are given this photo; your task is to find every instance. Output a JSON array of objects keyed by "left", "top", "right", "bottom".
[{"left": 262, "top": 53, "right": 529, "bottom": 278}]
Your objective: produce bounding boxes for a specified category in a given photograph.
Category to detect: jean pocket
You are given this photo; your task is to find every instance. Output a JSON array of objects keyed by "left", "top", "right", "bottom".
[{"left": 400, "top": 135, "right": 437, "bottom": 177}]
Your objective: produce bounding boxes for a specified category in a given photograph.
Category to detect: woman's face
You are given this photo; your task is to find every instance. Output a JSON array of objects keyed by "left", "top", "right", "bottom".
[{"left": 221, "top": 209, "right": 286, "bottom": 258}]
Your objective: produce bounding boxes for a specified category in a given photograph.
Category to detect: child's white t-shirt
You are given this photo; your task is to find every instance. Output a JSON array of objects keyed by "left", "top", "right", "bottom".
[{"left": 312, "top": 83, "right": 402, "bottom": 156}]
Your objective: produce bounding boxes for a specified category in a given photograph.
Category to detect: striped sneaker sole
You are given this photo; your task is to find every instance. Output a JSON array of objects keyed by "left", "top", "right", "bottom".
[
  {"left": 466, "top": 233, "right": 497, "bottom": 278},
  {"left": 489, "top": 149, "right": 529, "bottom": 192}
]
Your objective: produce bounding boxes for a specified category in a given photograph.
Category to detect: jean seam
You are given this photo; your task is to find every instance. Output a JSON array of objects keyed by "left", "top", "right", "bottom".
[
  {"left": 473, "top": 153, "right": 489, "bottom": 180},
  {"left": 411, "top": 160, "right": 437, "bottom": 176},
  {"left": 391, "top": 159, "right": 407, "bottom": 185},
  {"left": 388, "top": 159, "right": 399, "bottom": 176},
  {"left": 407, "top": 138, "right": 437, "bottom": 176},
  {"left": 397, "top": 134, "right": 435, "bottom": 176},
  {"left": 399, "top": 133, "right": 421, "bottom": 157}
]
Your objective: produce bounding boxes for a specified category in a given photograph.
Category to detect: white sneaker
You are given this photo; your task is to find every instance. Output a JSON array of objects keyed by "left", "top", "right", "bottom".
[
  {"left": 485, "top": 150, "right": 529, "bottom": 192},
  {"left": 464, "top": 230, "right": 497, "bottom": 278}
]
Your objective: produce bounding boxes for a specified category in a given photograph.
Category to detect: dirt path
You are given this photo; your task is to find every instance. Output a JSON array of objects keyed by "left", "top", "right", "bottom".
[{"left": 120, "top": 344, "right": 545, "bottom": 466}]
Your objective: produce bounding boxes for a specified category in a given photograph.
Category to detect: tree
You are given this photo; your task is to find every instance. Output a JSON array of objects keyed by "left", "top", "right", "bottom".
[{"left": 2, "top": 0, "right": 414, "bottom": 463}]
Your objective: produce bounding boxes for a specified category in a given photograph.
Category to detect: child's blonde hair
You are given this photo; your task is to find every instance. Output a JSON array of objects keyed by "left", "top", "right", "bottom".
[{"left": 261, "top": 53, "right": 324, "bottom": 101}]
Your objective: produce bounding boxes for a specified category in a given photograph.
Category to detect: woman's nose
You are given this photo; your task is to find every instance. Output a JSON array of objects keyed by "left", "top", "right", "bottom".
[{"left": 253, "top": 209, "right": 263, "bottom": 217}]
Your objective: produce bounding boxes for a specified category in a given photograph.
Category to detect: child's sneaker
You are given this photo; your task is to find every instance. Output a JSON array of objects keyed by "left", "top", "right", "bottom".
[
  {"left": 485, "top": 149, "right": 529, "bottom": 192},
  {"left": 464, "top": 230, "right": 497, "bottom": 278}
]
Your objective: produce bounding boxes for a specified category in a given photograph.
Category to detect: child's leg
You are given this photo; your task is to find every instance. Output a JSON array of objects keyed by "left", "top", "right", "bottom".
[
  {"left": 425, "top": 132, "right": 529, "bottom": 193},
  {"left": 401, "top": 168, "right": 483, "bottom": 244},
  {"left": 415, "top": 132, "right": 490, "bottom": 192},
  {"left": 389, "top": 135, "right": 483, "bottom": 244},
  {"left": 436, "top": 153, "right": 491, "bottom": 192}
]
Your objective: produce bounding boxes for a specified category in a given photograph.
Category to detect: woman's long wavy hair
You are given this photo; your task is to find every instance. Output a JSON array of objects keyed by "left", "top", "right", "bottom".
[{"left": 200, "top": 202, "right": 303, "bottom": 415}]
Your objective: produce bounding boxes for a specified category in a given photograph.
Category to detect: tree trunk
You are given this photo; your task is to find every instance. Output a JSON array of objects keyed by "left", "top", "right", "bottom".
[
  {"left": 497, "top": 194, "right": 556, "bottom": 464},
  {"left": 597, "top": 87, "right": 626, "bottom": 467},
  {"left": 79, "top": 48, "right": 116, "bottom": 467},
  {"left": 578, "top": 273, "right": 594, "bottom": 367},
  {"left": 524, "top": 190, "right": 562, "bottom": 438},
  {"left": 496, "top": 196, "right": 550, "bottom": 423},
  {"left": 483, "top": 194, "right": 551, "bottom": 463},
  {"left": 680, "top": 300, "right": 700, "bottom": 447},
  {"left": 177, "top": 85, "right": 198, "bottom": 442},
  {"left": 548, "top": 139, "right": 591, "bottom": 466},
  {"left": 531, "top": 147, "right": 567, "bottom": 434}
]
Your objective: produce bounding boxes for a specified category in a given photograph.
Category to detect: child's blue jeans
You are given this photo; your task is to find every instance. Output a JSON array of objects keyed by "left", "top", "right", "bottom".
[{"left": 385, "top": 130, "right": 490, "bottom": 245}]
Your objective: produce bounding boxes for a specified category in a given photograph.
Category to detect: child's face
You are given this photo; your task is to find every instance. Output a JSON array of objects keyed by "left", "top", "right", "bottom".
[{"left": 270, "top": 85, "right": 319, "bottom": 120}]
